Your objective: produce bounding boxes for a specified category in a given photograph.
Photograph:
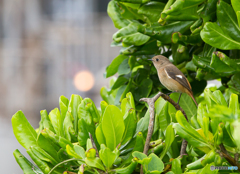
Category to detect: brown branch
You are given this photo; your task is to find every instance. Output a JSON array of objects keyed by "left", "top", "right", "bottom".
[
  {"left": 139, "top": 92, "right": 189, "bottom": 174},
  {"left": 219, "top": 144, "right": 240, "bottom": 172},
  {"left": 89, "top": 132, "right": 99, "bottom": 157},
  {"left": 235, "top": 153, "right": 239, "bottom": 163}
]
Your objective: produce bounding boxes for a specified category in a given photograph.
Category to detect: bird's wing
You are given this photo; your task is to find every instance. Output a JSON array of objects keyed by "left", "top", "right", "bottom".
[{"left": 164, "top": 65, "right": 192, "bottom": 92}]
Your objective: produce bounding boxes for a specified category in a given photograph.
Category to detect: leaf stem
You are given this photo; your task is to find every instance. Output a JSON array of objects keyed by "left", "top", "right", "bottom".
[{"left": 48, "top": 158, "right": 83, "bottom": 174}]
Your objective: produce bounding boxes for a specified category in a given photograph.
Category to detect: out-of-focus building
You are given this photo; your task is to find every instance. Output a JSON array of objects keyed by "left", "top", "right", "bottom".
[{"left": 0, "top": 0, "right": 119, "bottom": 172}]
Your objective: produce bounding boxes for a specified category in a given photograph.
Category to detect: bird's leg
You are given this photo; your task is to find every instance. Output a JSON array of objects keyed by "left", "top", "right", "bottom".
[
  {"left": 177, "top": 93, "right": 182, "bottom": 105},
  {"left": 166, "top": 91, "right": 176, "bottom": 96}
]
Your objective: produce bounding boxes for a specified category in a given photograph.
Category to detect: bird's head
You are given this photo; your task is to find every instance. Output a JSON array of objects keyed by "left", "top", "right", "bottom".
[{"left": 149, "top": 55, "right": 171, "bottom": 69}]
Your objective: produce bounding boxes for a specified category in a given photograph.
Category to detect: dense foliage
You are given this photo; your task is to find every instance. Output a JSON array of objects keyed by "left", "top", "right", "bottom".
[
  {"left": 12, "top": 89, "right": 240, "bottom": 173},
  {"left": 104, "top": 0, "right": 240, "bottom": 115},
  {"left": 12, "top": 0, "right": 240, "bottom": 173}
]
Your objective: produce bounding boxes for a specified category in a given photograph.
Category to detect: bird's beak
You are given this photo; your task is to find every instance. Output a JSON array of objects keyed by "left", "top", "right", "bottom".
[{"left": 148, "top": 59, "right": 153, "bottom": 61}]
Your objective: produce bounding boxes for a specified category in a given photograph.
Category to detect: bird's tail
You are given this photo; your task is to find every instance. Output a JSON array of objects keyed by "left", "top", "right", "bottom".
[{"left": 188, "top": 91, "right": 198, "bottom": 107}]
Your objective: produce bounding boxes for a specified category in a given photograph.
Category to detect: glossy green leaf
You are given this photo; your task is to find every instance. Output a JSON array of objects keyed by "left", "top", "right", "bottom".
[
  {"left": 133, "top": 79, "right": 153, "bottom": 101},
  {"left": 12, "top": 111, "right": 38, "bottom": 149},
  {"left": 200, "top": 22, "right": 240, "bottom": 50},
  {"left": 59, "top": 95, "right": 69, "bottom": 120},
  {"left": 96, "top": 123, "right": 106, "bottom": 146},
  {"left": 27, "top": 147, "right": 51, "bottom": 174},
  {"left": 49, "top": 108, "right": 63, "bottom": 137},
  {"left": 147, "top": 153, "right": 164, "bottom": 173},
  {"left": 85, "top": 157, "right": 106, "bottom": 171},
  {"left": 99, "top": 144, "right": 119, "bottom": 169},
  {"left": 40, "top": 110, "right": 55, "bottom": 133},
  {"left": 13, "top": 149, "right": 42, "bottom": 174},
  {"left": 118, "top": 58, "right": 131, "bottom": 75},
  {"left": 68, "top": 94, "right": 82, "bottom": 133},
  {"left": 172, "top": 158, "right": 182, "bottom": 174},
  {"left": 37, "top": 134, "right": 60, "bottom": 161},
  {"left": 111, "top": 75, "right": 129, "bottom": 90},
  {"left": 229, "top": 93, "right": 239, "bottom": 115},
  {"left": 217, "top": 0, "right": 240, "bottom": 42},
  {"left": 102, "top": 105, "right": 125, "bottom": 150},
  {"left": 173, "top": 111, "right": 212, "bottom": 153},
  {"left": 122, "top": 108, "right": 137, "bottom": 145},
  {"left": 138, "top": 2, "right": 165, "bottom": 23},
  {"left": 107, "top": 1, "right": 130, "bottom": 29},
  {"left": 170, "top": 93, "right": 197, "bottom": 121},
  {"left": 114, "top": 159, "right": 137, "bottom": 174},
  {"left": 106, "top": 54, "right": 129, "bottom": 78},
  {"left": 155, "top": 98, "right": 169, "bottom": 133},
  {"left": 160, "top": 124, "right": 175, "bottom": 159},
  {"left": 100, "top": 87, "right": 115, "bottom": 105},
  {"left": 66, "top": 144, "right": 82, "bottom": 159},
  {"left": 63, "top": 111, "right": 74, "bottom": 141}
]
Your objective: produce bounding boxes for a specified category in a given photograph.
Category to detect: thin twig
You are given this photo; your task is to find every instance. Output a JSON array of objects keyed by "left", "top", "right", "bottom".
[
  {"left": 219, "top": 144, "right": 240, "bottom": 172},
  {"left": 89, "top": 132, "right": 99, "bottom": 157},
  {"left": 139, "top": 92, "right": 189, "bottom": 174}
]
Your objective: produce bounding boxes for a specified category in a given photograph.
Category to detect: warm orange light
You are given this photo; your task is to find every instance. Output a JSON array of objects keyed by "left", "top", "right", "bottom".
[{"left": 73, "top": 71, "right": 94, "bottom": 92}]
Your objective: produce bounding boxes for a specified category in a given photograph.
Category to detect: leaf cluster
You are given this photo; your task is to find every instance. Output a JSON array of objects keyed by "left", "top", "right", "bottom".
[
  {"left": 12, "top": 89, "right": 240, "bottom": 173},
  {"left": 105, "top": 0, "right": 240, "bottom": 112}
]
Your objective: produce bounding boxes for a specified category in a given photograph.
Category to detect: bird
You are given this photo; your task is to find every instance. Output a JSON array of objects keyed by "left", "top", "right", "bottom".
[{"left": 149, "top": 55, "right": 198, "bottom": 106}]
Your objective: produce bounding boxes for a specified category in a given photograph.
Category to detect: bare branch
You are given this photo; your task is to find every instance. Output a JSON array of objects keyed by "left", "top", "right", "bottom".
[
  {"left": 219, "top": 144, "right": 240, "bottom": 172},
  {"left": 139, "top": 92, "right": 189, "bottom": 174}
]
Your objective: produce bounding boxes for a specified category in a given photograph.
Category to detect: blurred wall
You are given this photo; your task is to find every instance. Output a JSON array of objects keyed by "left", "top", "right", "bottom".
[{"left": 0, "top": 0, "right": 119, "bottom": 172}]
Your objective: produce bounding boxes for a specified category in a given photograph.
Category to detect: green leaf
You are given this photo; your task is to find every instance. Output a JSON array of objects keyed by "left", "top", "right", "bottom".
[
  {"left": 66, "top": 144, "right": 82, "bottom": 159},
  {"left": 100, "top": 87, "right": 115, "bottom": 105},
  {"left": 173, "top": 111, "right": 212, "bottom": 153},
  {"left": 102, "top": 105, "right": 125, "bottom": 150},
  {"left": 85, "top": 157, "right": 106, "bottom": 171},
  {"left": 40, "top": 110, "right": 55, "bottom": 133},
  {"left": 68, "top": 94, "right": 82, "bottom": 133},
  {"left": 96, "top": 123, "right": 106, "bottom": 146},
  {"left": 133, "top": 79, "right": 153, "bottom": 101},
  {"left": 170, "top": 93, "right": 197, "bottom": 120},
  {"left": 37, "top": 134, "right": 60, "bottom": 161},
  {"left": 107, "top": 1, "right": 130, "bottom": 29},
  {"left": 155, "top": 98, "right": 169, "bottom": 133},
  {"left": 59, "top": 95, "right": 69, "bottom": 121},
  {"left": 12, "top": 111, "right": 38, "bottom": 149},
  {"left": 114, "top": 159, "right": 137, "bottom": 174},
  {"left": 27, "top": 147, "right": 51, "bottom": 174},
  {"left": 138, "top": 2, "right": 165, "bottom": 23},
  {"left": 160, "top": 124, "right": 175, "bottom": 159},
  {"left": 13, "top": 149, "right": 42, "bottom": 174},
  {"left": 63, "top": 111, "right": 74, "bottom": 141},
  {"left": 228, "top": 73, "right": 240, "bottom": 93},
  {"left": 99, "top": 144, "right": 119, "bottom": 170},
  {"left": 121, "top": 92, "right": 136, "bottom": 114},
  {"left": 172, "top": 158, "right": 182, "bottom": 174},
  {"left": 217, "top": 0, "right": 240, "bottom": 42},
  {"left": 122, "top": 108, "right": 137, "bottom": 145},
  {"left": 229, "top": 93, "right": 239, "bottom": 115},
  {"left": 111, "top": 75, "right": 129, "bottom": 90},
  {"left": 78, "top": 118, "right": 96, "bottom": 148},
  {"left": 106, "top": 54, "right": 129, "bottom": 78},
  {"left": 49, "top": 108, "right": 63, "bottom": 137},
  {"left": 200, "top": 22, "right": 240, "bottom": 50},
  {"left": 118, "top": 58, "right": 131, "bottom": 75},
  {"left": 147, "top": 153, "right": 164, "bottom": 173}
]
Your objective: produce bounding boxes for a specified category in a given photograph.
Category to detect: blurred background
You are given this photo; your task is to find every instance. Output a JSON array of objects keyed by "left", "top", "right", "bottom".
[{"left": 0, "top": 0, "right": 120, "bottom": 172}]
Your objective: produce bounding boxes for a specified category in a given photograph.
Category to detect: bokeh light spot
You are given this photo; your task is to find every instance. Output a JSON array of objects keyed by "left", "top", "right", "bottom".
[{"left": 73, "top": 71, "right": 94, "bottom": 92}]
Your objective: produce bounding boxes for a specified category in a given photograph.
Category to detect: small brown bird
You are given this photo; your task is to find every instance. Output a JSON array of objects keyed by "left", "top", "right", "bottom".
[{"left": 149, "top": 55, "right": 198, "bottom": 106}]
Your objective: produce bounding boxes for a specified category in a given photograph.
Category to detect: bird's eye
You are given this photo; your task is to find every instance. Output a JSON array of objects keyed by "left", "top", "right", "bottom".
[{"left": 156, "top": 58, "right": 159, "bottom": 61}]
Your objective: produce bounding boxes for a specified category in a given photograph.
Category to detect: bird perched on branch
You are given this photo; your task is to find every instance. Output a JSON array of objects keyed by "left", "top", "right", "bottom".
[{"left": 149, "top": 55, "right": 198, "bottom": 106}]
